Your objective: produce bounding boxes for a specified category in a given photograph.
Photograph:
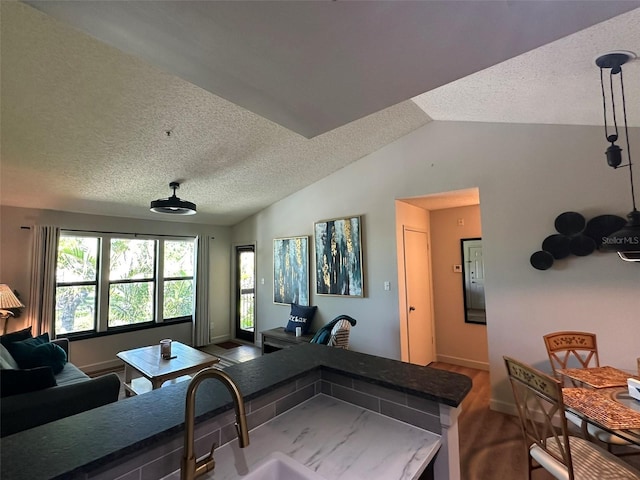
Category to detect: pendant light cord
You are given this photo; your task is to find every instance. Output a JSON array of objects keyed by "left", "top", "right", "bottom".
[
  {"left": 619, "top": 68, "right": 637, "bottom": 211},
  {"left": 600, "top": 68, "right": 619, "bottom": 142},
  {"left": 600, "top": 65, "right": 636, "bottom": 212}
]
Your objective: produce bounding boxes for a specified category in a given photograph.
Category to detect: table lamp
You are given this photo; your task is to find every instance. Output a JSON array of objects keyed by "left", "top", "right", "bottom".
[{"left": 0, "top": 284, "right": 25, "bottom": 335}]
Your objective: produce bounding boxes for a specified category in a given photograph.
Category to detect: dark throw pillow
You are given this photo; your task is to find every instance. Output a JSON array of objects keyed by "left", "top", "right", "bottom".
[
  {"left": 284, "top": 303, "right": 317, "bottom": 335},
  {"left": 0, "top": 366, "right": 57, "bottom": 397},
  {"left": 0, "top": 326, "right": 33, "bottom": 347},
  {"left": 6, "top": 333, "right": 68, "bottom": 374}
]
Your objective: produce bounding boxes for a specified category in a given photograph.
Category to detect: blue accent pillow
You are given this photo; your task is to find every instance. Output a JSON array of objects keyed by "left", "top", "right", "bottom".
[
  {"left": 284, "top": 303, "right": 317, "bottom": 335},
  {"left": 6, "top": 333, "right": 68, "bottom": 374}
]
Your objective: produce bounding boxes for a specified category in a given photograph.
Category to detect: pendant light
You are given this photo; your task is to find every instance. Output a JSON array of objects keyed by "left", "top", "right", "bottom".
[
  {"left": 150, "top": 182, "right": 197, "bottom": 215},
  {"left": 596, "top": 51, "right": 640, "bottom": 262}
]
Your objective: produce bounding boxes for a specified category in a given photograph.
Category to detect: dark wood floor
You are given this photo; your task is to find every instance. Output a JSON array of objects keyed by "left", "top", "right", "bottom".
[{"left": 430, "top": 362, "right": 540, "bottom": 480}]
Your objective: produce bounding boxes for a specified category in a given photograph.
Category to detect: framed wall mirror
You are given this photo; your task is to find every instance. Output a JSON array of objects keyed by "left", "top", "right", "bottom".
[{"left": 460, "top": 238, "right": 486, "bottom": 324}]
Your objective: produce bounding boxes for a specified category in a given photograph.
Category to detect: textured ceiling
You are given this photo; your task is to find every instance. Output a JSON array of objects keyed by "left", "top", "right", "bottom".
[
  {"left": 413, "top": 7, "right": 640, "bottom": 127},
  {"left": 1, "top": 1, "right": 639, "bottom": 225}
]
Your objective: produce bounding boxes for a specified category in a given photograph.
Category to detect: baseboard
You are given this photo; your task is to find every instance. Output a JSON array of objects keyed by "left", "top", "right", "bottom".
[
  {"left": 436, "top": 354, "right": 489, "bottom": 371},
  {"left": 81, "top": 358, "right": 123, "bottom": 375},
  {"left": 490, "top": 398, "right": 518, "bottom": 417},
  {"left": 491, "top": 398, "right": 561, "bottom": 428},
  {"left": 210, "top": 334, "right": 231, "bottom": 344}
]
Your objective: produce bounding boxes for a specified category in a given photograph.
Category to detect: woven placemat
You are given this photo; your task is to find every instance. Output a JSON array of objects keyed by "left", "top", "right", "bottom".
[
  {"left": 560, "top": 366, "right": 636, "bottom": 388},
  {"left": 563, "top": 388, "right": 640, "bottom": 430}
]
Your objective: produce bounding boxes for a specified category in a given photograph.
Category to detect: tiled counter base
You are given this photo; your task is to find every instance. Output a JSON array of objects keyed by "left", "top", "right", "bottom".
[{"left": 86, "top": 369, "right": 447, "bottom": 480}]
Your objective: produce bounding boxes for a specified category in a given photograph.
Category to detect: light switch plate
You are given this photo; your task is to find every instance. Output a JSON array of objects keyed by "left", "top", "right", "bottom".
[{"left": 453, "top": 265, "right": 462, "bottom": 273}]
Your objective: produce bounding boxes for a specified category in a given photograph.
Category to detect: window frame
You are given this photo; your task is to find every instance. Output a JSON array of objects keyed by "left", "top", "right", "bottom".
[{"left": 55, "top": 230, "right": 196, "bottom": 339}]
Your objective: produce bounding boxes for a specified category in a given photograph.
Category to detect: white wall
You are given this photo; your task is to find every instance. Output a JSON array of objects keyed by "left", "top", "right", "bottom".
[
  {"left": 0, "top": 206, "right": 232, "bottom": 372},
  {"left": 232, "top": 120, "right": 640, "bottom": 411}
]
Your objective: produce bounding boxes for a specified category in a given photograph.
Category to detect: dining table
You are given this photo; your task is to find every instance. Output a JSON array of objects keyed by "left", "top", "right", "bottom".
[{"left": 559, "top": 366, "right": 640, "bottom": 447}]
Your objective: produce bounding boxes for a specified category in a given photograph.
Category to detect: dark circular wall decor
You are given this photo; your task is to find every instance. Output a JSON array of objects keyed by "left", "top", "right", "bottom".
[
  {"left": 530, "top": 210, "right": 623, "bottom": 270},
  {"left": 530, "top": 251, "right": 554, "bottom": 270},
  {"left": 569, "top": 234, "right": 596, "bottom": 256},
  {"left": 554, "top": 211, "right": 586, "bottom": 236},
  {"left": 542, "top": 234, "right": 571, "bottom": 259},
  {"left": 584, "top": 214, "right": 627, "bottom": 248}
]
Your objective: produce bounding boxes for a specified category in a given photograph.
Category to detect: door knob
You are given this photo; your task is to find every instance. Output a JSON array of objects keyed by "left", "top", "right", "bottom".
[{"left": 409, "top": 306, "right": 416, "bottom": 311}]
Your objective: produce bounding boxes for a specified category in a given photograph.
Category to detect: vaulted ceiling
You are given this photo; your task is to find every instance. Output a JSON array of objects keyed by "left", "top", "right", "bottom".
[{"left": 2, "top": 1, "right": 639, "bottom": 225}]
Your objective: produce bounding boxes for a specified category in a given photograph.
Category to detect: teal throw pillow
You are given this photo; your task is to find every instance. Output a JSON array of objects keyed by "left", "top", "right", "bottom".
[{"left": 6, "top": 333, "right": 67, "bottom": 374}]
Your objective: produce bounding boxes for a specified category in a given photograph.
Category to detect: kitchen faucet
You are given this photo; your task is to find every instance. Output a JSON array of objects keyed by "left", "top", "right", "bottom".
[{"left": 181, "top": 368, "right": 250, "bottom": 480}]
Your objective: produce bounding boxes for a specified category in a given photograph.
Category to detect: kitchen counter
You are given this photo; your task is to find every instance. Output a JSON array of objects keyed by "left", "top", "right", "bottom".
[
  {"left": 0, "top": 343, "right": 471, "bottom": 480},
  {"left": 165, "top": 394, "right": 441, "bottom": 480}
]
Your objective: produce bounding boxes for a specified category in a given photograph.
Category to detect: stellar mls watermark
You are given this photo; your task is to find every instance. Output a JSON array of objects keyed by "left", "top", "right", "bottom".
[{"left": 602, "top": 236, "right": 640, "bottom": 245}]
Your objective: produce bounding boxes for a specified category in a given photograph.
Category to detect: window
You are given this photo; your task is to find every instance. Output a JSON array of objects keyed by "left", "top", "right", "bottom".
[
  {"left": 55, "top": 235, "right": 99, "bottom": 335},
  {"left": 108, "top": 238, "right": 155, "bottom": 327},
  {"left": 55, "top": 232, "right": 196, "bottom": 336},
  {"left": 163, "top": 240, "right": 195, "bottom": 320}
]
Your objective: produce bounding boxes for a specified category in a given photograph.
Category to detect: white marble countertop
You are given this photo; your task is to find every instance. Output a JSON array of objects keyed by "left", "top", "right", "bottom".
[{"left": 165, "top": 394, "right": 441, "bottom": 480}]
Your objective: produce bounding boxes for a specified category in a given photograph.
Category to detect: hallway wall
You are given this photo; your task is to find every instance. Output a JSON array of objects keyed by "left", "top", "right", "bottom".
[{"left": 430, "top": 205, "right": 488, "bottom": 370}]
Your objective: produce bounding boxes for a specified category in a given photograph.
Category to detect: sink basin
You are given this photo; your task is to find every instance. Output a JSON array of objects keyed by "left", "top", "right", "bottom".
[{"left": 243, "top": 452, "right": 325, "bottom": 480}]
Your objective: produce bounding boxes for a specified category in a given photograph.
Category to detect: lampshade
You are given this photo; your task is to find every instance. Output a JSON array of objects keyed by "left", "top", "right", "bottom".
[
  {"left": 596, "top": 51, "right": 640, "bottom": 261},
  {"left": 0, "top": 284, "right": 24, "bottom": 310},
  {"left": 150, "top": 182, "right": 197, "bottom": 215}
]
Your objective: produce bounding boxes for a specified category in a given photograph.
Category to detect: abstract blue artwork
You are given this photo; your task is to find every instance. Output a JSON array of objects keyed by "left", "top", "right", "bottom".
[
  {"left": 314, "top": 216, "right": 363, "bottom": 296},
  {"left": 273, "top": 236, "right": 309, "bottom": 305}
]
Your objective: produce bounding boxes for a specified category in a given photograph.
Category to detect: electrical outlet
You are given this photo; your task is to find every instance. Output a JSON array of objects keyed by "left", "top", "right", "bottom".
[
  {"left": 384, "top": 281, "right": 391, "bottom": 291},
  {"left": 457, "top": 218, "right": 464, "bottom": 226},
  {"left": 260, "top": 278, "right": 265, "bottom": 285}
]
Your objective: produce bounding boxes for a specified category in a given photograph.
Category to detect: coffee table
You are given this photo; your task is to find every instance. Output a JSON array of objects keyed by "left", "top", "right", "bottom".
[{"left": 117, "top": 341, "right": 219, "bottom": 396}]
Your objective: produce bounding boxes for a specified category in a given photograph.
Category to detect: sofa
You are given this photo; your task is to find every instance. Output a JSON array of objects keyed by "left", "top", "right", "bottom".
[{"left": 0, "top": 328, "right": 120, "bottom": 437}]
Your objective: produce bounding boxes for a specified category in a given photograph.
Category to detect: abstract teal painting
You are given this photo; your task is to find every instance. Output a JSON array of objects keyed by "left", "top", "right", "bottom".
[
  {"left": 273, "top": 236, "right": 309, "bottom": 305},
  {"left": 314, "top": 215, "right": 363, "bottom": 297}
]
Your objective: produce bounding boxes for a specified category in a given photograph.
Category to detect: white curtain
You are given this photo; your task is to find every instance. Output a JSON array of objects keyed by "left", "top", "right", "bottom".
[
  {"left": 27, "top": 225, "right": 60, "bottom": 336},
  {"left": 193, "top": 235, "right": 211, "bottom": 346}
]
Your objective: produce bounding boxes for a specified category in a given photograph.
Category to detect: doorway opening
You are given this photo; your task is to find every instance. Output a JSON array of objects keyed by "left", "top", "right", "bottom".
[
  {"left": 235, "top": 245, "right": 255, "bottom": 343},
  {"left": 396, "top": 187, "right": 489, "bottom": 371}
]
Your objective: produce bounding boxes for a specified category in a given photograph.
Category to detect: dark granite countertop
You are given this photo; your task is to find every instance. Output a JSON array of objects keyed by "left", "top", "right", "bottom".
[{"left": 0, "top": 343, "right": 471, "bottom": 480}]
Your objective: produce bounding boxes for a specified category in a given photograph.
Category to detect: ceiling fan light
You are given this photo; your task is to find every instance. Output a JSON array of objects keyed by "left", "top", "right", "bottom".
[{"left": 150, "top": 182, "right": 197, "bottom": 215}]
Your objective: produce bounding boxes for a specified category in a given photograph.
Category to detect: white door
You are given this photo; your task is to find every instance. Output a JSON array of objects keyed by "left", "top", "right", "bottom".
[{"left": 403, "top": 227, "right": 435, "bottom": 366}]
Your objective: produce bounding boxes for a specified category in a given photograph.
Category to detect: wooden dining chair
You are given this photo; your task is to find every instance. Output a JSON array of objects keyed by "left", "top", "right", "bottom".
[
  {"left": 503, "top": 356, "right": 640, "bottom": 480},
  {"left": 543, "top": 331, "right": 638, "bottom": 454},
  {"left": 543, "top": 331, "right": 600, "bottom": 382}
]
